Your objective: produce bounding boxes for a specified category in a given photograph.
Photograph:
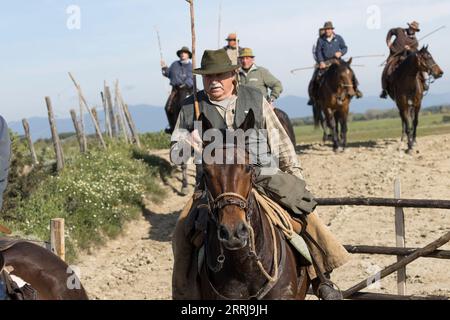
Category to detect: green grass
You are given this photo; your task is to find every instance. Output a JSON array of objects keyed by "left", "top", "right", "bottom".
[
  {"left": 294, "top": 113, "right": 450, "bottom": 144},
  {"left": 1, "top": 132, "right": 171, "bottom": 262}
]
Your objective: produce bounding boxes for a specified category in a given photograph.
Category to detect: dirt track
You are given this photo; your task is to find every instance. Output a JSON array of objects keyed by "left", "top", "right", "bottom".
[{"left": 77, "top": 134, "right": 450, "bottom": 299}]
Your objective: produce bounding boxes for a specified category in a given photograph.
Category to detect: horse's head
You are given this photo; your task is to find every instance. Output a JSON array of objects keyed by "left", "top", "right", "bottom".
[
  {"left": 331, "top": 58, "right": 356, "bottom": 98},
  {"left": 417, "top": 46, "right": 444, "bottom": 79},
  {"left": 200, "top": 110, "right": 256, "bottom": 251}
]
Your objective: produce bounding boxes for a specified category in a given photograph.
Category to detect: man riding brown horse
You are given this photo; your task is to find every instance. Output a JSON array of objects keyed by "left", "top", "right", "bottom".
[
  {"left": 170, "top": 49, "right": 350, "bottom": 300},
  {"left": 161, "top": 46, "right": 194, "bottom": 134},
  {"left": 380, "top": 21, "right": 426, "bottom": 99},
  {"left": 308, "top": 21, "right": 363, "bottom": 107}
]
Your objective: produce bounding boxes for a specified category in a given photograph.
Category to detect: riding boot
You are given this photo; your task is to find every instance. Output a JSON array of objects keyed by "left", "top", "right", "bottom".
[
  {"left": 380, "top": 90, "right": 388, "bottom": 99},
  {"left": 311, "top": 272, "right": 343, "bottom": 300}
]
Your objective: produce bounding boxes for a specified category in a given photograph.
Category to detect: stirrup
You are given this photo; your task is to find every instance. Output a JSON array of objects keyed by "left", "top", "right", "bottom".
[
  {"left": 380, "top": 90, "right": 388, "bottom": 99},
  {"left": 317, "top": 280, "right": 343, "bottom": 300}
]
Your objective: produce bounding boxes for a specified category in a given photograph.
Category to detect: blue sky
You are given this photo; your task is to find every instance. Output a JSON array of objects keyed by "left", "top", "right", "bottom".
[{"left": 2, "top": 0, "right": 450, "bottom": 122}]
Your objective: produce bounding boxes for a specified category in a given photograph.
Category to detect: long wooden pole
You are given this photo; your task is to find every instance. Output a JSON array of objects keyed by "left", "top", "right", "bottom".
[
  {"left": 101, "top": 91, "right": 112, "bottom": 138},
  {"left": 315, "top": 197, "right": 450, "bottom": 209},
  {"left": 123, "top": 103, "right": 141, "bottom": 148},
  {"left": 68, "top": 72, "right": 107, "bottom": 149},
  {"left": 104, "top": 84, "right": 117, "bottom": 138},
  {"left": 343, "top": 231, "right": 450, "bottom": 298},
  {"left": 45, "top": 97, "right": 64, "bottom": 172},
  {"left": 22, "top": 119, "right": 38, "bottom": 166},
  {"left": 186, "top": 0, "right": 200, "bottom": 120},
  {"left": 78, "top": 93, "right": 87, "bottom": 151},
  {"left": 114, "top": 80, "right": 131, "bottom": 143},
  {"left": 70, "top": 109, "right": 85, "bottom": 153},
  {"left": 344, "top": 245, "right": 450, "bottom": 260}
]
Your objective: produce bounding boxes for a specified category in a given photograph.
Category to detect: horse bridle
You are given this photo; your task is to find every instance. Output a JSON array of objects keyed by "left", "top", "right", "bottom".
[{"left": 201, "top": 166, "right": 285, "bottom": 300}]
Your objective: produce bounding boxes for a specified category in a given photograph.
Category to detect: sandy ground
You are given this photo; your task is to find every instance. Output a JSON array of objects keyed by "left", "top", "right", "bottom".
[{"left": 77, "top": 134, "right": 450, "bottom": 299}]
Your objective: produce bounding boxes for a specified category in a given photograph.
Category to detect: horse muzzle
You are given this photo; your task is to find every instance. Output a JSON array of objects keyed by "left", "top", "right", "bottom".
[{"left": 218, "top": 222, "right": 250, "bottom": 251}]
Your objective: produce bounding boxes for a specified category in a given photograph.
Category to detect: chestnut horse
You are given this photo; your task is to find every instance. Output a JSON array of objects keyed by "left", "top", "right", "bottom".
[
  {"left": 1, "top": 238, "right": 88, "bottom": 300},
  {"left": 197, "top": 111, "right": 310, "bottom": 300},
  {"left": 316, "top": 59, "right": 356, "bottom": 151},
  {"left": 386, "top": 46, "right": 443, "bottom": 153}
]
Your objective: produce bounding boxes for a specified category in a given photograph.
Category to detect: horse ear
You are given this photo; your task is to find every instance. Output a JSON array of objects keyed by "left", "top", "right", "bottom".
[
  {"left": 239, "top": 109, "right": 255, "bottom": 131},
  {"left": 199, "top": 113, "right": 213, "bottom": 132},
  {"left": 347, "top": 57, "right": 353, "bottom": 65}
]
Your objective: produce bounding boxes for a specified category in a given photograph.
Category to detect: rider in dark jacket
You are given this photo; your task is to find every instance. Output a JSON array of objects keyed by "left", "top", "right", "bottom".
[{"left": 380, "top": 21, "right": 422, "bottom": 99}]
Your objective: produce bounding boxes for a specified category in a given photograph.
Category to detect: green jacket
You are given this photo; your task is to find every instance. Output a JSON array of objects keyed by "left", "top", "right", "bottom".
[{"left": 239, "top": 64, "right": 283, "bottom": 101}]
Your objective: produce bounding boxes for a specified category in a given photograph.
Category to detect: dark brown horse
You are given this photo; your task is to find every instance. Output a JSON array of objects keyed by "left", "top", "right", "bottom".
[
  {"left": 165, "top": 86, "right": 193, "bottom": 195},
  {"left": 386, "top": 46, "right": 443, "bottom": 152},
  {"left": 316, "top": 59, "right": 356, "bottom": 152},
  {"left": 273, "top": 108, "right": 297, "bottom": 147},
  {"left": 1, "top": 238, "right": 88, "bottom": 300},
  {"left": 197, "top": 111, "right": 310, "bottom": 300}
]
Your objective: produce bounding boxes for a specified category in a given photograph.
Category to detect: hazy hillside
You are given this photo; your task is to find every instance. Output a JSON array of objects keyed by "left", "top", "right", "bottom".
[{"left": 9, "top": 92, "right": 450, "bottom": 140}]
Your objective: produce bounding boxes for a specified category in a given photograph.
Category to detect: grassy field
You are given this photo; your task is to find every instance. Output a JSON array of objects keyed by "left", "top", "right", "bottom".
[{"left": 294, "top": 113, "right": 450, "bottom": 144}]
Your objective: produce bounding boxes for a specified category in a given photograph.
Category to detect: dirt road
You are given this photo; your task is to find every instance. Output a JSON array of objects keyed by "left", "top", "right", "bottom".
[{"left": 77, "top": 135, "right": 450, "bottom": 299}]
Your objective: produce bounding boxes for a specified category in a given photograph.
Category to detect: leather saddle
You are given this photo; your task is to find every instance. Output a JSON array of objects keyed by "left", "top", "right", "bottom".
[{"left": 0, "top": 238, "right": 38, "bottom": 300}]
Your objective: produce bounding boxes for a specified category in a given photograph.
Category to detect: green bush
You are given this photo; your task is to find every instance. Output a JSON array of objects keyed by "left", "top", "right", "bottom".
[
  {"left": 140, "top": 131, "right": 171, "bottom": 150},
  {"left": 1, "top": 143, "right": 166, "bottom": 262}
]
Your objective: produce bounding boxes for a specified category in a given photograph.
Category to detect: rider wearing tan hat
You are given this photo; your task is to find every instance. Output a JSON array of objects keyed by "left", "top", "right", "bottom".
[{"left": 238, "top": 48, "right": 283, "bottom": 103}]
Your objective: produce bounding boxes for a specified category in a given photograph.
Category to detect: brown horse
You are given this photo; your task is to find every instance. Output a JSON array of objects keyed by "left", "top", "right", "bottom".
[
  {"left": 316, "top": 59, "right": 356, "bottom": 152},
  {"left": 1, "top": 238, "right": 88, "bottom": 300},
  {"left": 273, "top": 108, "right": 297, "bottom": 147},
  {"left": 165, "top": 86, "right": 193, "bottom": 195},
  {"left": 386, "top": 46, "right": 443, "bottom": 152},
  {"left": 197, "top": 111, "right": 310, "bottom": 300}
]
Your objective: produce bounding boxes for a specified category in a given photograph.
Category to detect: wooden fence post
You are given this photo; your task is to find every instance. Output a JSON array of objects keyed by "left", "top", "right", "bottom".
[
  {"left": 68, "top": 73, "right": 107, "bottom": 149},
  {"left": 115, "top": 114, "right": 128, "bottom": 143},
  {"left": 50, "top": 218, "right": 65, "bottom": 261},
  {"left": 104, "top": 84, "right": 117, "bottom": 138},
  {"left": 45, "top": 97, "right": 64, "bottom": 172},
  {"left": 123, "top": 103, "right": 142, "bottom": 148},
  {"left": 70, "top": 109, "right": 85, "bottom": 153},
  {"left": 394, "top": 178, "right": 407, "bottom": 295},
  {"left": 21, "top": 119, "right": 39, "bottom": 166},
  {"left": 101, "top": 91, "right": 112, "bottom": 138},
  {"left": 114, "top": 80, "right": 131, "bottom": 143},
  {"left": 78, "top": 93, "right": 88, "bottom": 152}
]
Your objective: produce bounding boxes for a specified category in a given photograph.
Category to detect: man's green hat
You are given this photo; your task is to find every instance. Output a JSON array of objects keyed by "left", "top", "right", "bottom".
[
  {"left": 193, "top": 49, "right": 239, "bottom": 75},
  {"left": 320, "top": 21, "right": 335, "bottom": 31},
  {"left": 177, "top": 46, "right": 193, "bottom": 59},
  {"left": 239, "top": 48, "right": 255, "bottom": 58}
]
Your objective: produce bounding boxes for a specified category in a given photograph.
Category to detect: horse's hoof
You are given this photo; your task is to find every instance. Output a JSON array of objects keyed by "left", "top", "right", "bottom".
[{"left": 405, "top": 149, "right": 413, "bottom": 155}]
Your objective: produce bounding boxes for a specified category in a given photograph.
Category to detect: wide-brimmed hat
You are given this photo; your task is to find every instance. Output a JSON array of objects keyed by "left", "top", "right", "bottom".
[
  {"left": 239, "top": 48, "right": 255, "bottom": 58},
  {"left": 193, "top": 49, "right": 239, "bottom": 75},
  {"left": 225, "top": 33, "right": 237, "bottom": 41},
  {"left": 320, "top": 21, "right": 335, "bottom": 31},
  {"left": 407, "top": 21, "right": 421, "bottom": 32},
  {"left": 177, "top": 46, "right": 192, "bottom": 59}
]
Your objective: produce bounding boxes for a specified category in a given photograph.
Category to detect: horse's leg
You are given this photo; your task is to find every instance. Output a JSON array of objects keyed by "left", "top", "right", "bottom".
[
  {"left": 180, "top": 164, "right": 188, "bottom": 196},
  {"left": 340, "top": 112, "right": 348, "bottom": 151},
  {"left": 325, "top": 110, "right": 339, "bottom": 152},
  {"left": 3, "top": 242, "right": 88, "bottom": 300},
  {"left": 413, "top": 106, "right": 420, "bottom": 145},
  {"left": 401, "top": 106, "right": 413, "bottom": 153}
]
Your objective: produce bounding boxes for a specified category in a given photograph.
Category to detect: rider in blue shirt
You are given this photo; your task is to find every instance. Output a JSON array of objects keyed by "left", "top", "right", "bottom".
[
  {"left": 161, "top": 47, "right": 194, "bottom": 134},
  {"left": 308, "top": 22, "right": 363, "bottom": 106}
]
